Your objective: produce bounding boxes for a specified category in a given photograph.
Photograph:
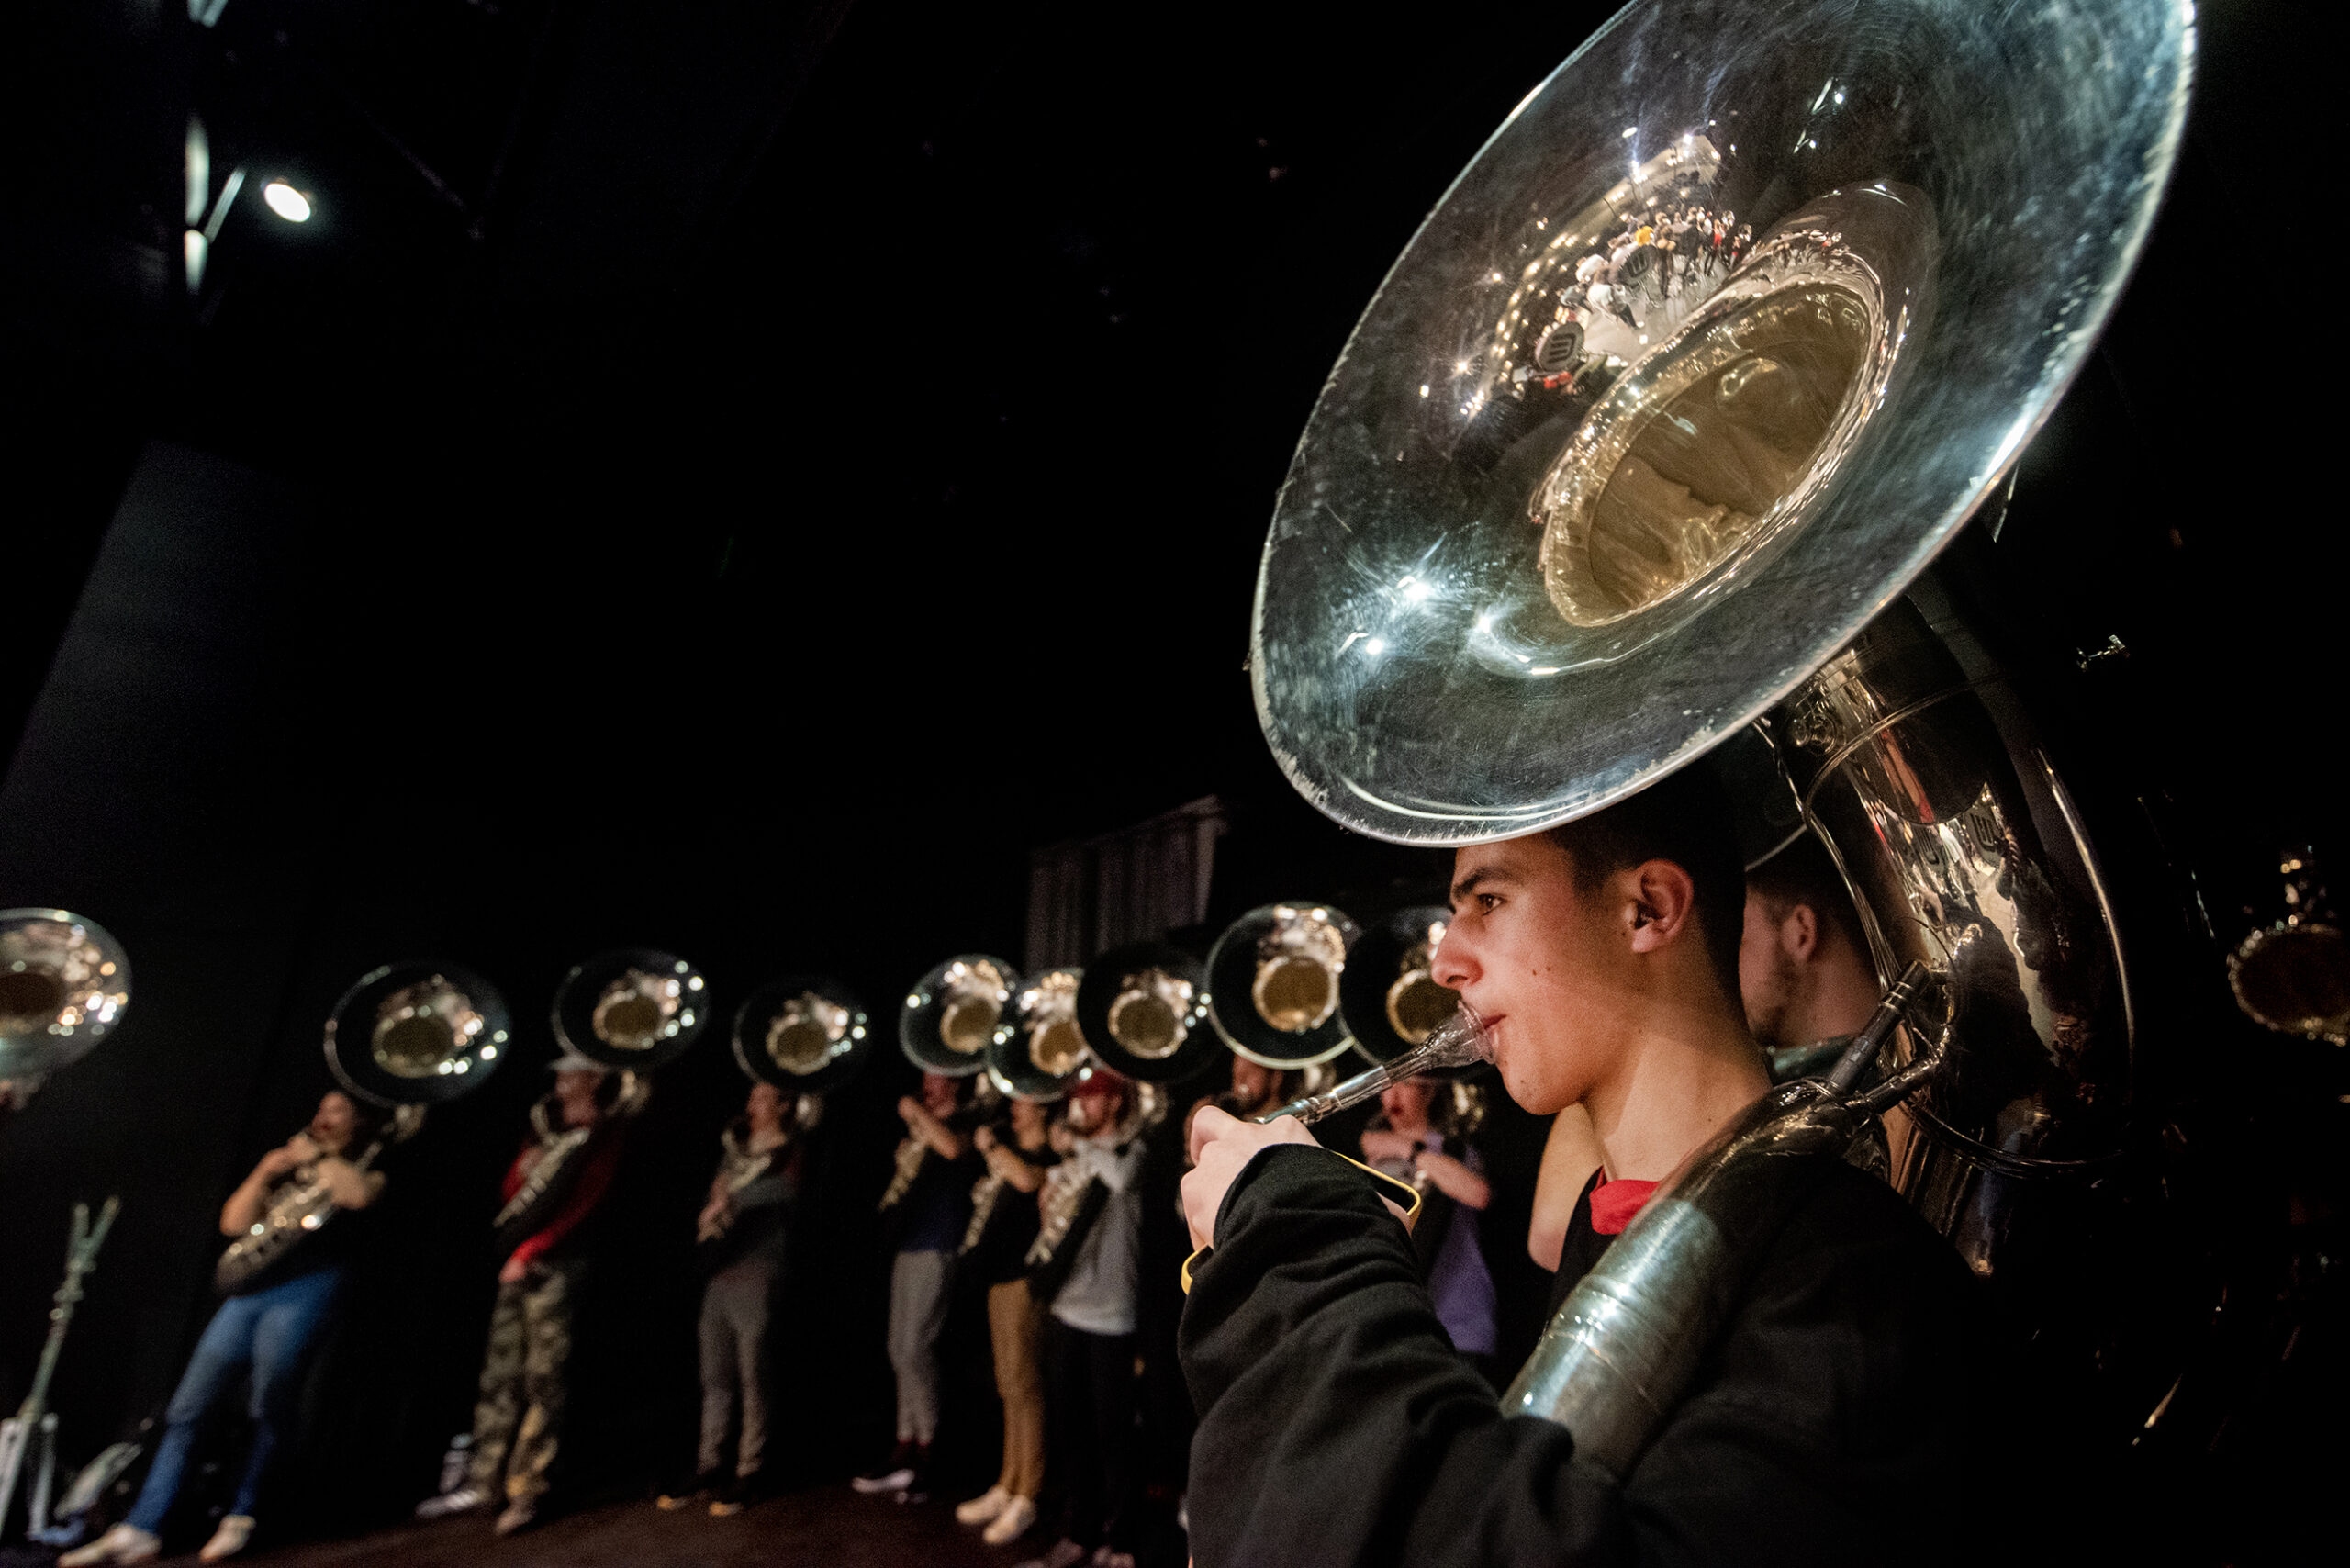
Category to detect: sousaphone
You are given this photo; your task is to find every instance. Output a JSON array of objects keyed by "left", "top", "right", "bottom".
[
  {"left": 733, "top": 976, "right": 872, "bottom": 1094},
  {"left": 551, "top": 947, "right": 713, "bottom": 1070},
  {"left": 900, "top": 954, "right": 1020, "bottom": 1078},
  {"left": 0, "top": 909, "right": 131, "bottom": 1086},
  {"left": 221, "top": 960, "right": 509, "bottom": 1293},
  {"left": 988, "top": 967, "right": 1091, "bottom": 1101},
  {"left": 1075, "top": 942, "right": 1215, "bottom": 1083},
  {"left": 1247, "top": 0, "right": 2192, "bottom": 1473},
  {"left": 1338, "top": 906, "right": 1466, "bottom": 1071},
  {"left": 1205, "top": 903, "right": 1360, "bottom": 1070}
]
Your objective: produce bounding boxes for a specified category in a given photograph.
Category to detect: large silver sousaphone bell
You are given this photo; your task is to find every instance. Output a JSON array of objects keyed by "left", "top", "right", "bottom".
[
  {"left": 1075, "top": 942, "right": 1215, "bottom": 1083},
  {"left": 900, "top": 955, "right": 1020, "bottom": 1077},
  {"left": 1206, "top": 903, "right": 1360, "bottom": 1070},
  {"left": 733, "top": 976, "right": 872, "bottom": 1093},
  {"left": 325, "top": 960, "right": 511, "bottom": 1106},
  {"left": 0, "top": 909, "right": 131, "bottom": 1083},
  {"left": 988, "top": 967, "right": 1091, "bottom": 1101},
  {"left": 1339, "top": 906, "right": 1465, "bottom": 1070},
  {"left": 552, "top": 948, "right": 713, "bottom": 1070}
]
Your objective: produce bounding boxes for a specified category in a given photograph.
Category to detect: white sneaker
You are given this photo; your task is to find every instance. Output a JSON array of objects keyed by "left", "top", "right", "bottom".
[
  {"left": 60, "top": 1524, "right": 162, "bottom": 1566},
  {"left": 200, "top": 1515, "right": 255, "bottom": 1562},
  {"left": 415, "top": 1484, "right": 491, "bottom": 1520},
  {"left": 982, "top": 1495, "right": 1039, "bottom": 1545},
  {"left": 955, "top": 1485, "right": 1009, "bottom": 1526}
]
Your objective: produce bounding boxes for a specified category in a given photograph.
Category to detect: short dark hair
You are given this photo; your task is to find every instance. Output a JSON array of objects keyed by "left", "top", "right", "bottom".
[
  {"left": 1545, "top": 765, "right": 1746, "bottom": 1001},
  {"left": 1745, "top": 832, "right": 1869, "bottom": 962}
]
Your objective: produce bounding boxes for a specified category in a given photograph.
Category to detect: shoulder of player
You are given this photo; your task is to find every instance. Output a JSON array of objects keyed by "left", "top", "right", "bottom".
[{"left": 1737, "top": 1160, "right": 1982, "bottom": 1333}]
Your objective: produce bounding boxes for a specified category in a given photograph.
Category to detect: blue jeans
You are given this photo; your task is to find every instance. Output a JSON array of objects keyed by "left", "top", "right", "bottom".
[{"left": 126, "top": 1266, "right": 344, "bottom": 1532}]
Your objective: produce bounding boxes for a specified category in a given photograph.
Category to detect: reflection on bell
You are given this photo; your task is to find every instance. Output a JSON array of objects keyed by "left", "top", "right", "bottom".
[
  {"left": 592, "top": 968, "right": 683, "bottom": 1052},
  {"left": 767, "top": 991, "right": 853, "bottom": 1075},
  {"left": 1250, "top": 905, "right": 1349, "bottom": 1033},
  {"left": 1537, "top": 188, "right": 1922, "bottom": 633},
  {"left": 372, "top": 975, "right": 485, "bottom": 1079},
  {"left": 1109, "top": 969, "right": 1193, "bottom": 1059}
]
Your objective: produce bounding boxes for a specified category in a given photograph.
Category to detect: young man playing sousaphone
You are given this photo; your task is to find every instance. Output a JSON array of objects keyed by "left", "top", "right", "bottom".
[
  {"left": 1179, "top": 769, "right": 1998, "bottom": 1566},
  {"left": 414, "top": 1055, "right": 632, "bottom": 1537}
]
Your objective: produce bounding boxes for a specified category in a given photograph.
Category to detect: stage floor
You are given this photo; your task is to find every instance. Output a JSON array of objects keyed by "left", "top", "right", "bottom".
[{"left": 209, "top": 1487, "right": 1016, "bottom": 1568}]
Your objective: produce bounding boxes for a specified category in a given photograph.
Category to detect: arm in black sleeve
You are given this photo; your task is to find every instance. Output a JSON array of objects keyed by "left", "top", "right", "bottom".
[
  {"left": 1179, "top": 1144, "right": 1634, "bottom": 1568},
  {"left": 1179, "top": 1149, "right": 1980, "bottom": 1568}
]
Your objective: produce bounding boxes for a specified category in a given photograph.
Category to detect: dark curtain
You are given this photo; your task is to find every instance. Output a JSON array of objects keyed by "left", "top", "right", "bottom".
[{"left": 1024, "top": 796, "right": 1225, "bottom": 969}]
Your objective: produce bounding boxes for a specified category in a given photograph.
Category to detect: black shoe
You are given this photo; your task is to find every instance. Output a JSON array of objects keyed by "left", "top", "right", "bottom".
[
  {"left": 657, "top": 1472, "right": 722, "bottom": 1512},
  {"left": 895, "top": 1444, "right": 934, "bottom": 1504}
]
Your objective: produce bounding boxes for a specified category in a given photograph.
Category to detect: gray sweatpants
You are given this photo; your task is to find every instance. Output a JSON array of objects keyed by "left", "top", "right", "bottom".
[
  {"left": 886, "top": 1249, "right": 954, "bottom": 1444},
  {"left": 698, "top": 1257, "right": 778, "bottom": 1476}
]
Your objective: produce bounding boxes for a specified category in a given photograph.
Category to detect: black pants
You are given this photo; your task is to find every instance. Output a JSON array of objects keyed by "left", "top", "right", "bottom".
[{"left": 1046, "top": 1317, "right": 1137, "bottom": 1551}]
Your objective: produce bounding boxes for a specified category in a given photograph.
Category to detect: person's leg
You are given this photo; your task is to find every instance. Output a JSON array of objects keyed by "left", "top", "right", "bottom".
[
  {"left": 695, "top": 1278, "right": 735, "bottom": 1481},
  {"left": 984, "top": 1282, "right": 1022, "bottom": 1495},
  {"left": 464, "top": 1279, "right": 530, "bottom": 1494},
  {"left": 900, "top": 1250, "right": 951, "bottom": 1449},
  {"left": 122, "top": 1297, "right": 262, "bottom": 1534},
  {"left": 233, "top": 1268, "right": 345, "bottom": 1518},
  {"left": 884, "top": 1252, "right": 923, "bottom": 1445},
  {"left": 1046, "top": 1318, "right": 1103, "bottom": 1551},
  {"left": 729, "top": 1262, "right": 775, "bottom": 1477},
  {"left": 507, "top": 1260, "right": 579, "bottom": 1507},
  {"left": 1089, "top": 1330, "right": 1140, "bottom": 1553},
  {"left": 997, "top": 1282, "right": 1047, "bottom": 1501}
]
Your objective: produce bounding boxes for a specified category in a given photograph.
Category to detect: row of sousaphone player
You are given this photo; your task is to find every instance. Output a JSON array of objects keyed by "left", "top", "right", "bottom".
[{"left": 0, "top": 897, "right": 1475, "bottom": 1559}]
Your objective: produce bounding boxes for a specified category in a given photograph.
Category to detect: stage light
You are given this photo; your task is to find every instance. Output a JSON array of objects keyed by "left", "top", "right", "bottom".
[{"left": 262, "top": 182, "right": 312, "bottom": 222}]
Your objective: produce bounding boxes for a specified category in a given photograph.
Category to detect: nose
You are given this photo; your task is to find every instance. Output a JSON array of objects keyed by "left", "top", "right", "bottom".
[{"left": 1431, "top": 921, "right": 1476, "bottom": 991}]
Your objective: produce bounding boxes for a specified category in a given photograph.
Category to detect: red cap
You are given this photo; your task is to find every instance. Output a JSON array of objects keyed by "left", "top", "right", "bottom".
[{"left": 1067, "top": 1066, "right": 1131, "bottom": 1103}]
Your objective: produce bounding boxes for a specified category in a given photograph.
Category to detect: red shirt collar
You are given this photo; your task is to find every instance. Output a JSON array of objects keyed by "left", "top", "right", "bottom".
[{"left": 1589, "top": 1177, "right": 1659, "bottom": 1236}]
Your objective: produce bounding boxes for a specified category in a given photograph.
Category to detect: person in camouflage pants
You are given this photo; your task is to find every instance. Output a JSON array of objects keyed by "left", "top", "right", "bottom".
[
  {"left": 466, "top": 1253, "right": 587, "bottom": 1513},
  {"left": 416, "top": 1061, "right": 628, "bottom": 1537}
]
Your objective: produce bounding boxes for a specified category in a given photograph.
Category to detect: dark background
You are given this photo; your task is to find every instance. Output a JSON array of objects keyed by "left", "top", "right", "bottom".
[{"left": 1, "top": 0, "right": 2340, "bottom": 1559}]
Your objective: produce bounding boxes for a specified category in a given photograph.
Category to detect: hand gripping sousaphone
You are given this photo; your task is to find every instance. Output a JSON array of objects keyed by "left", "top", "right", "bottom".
[{"left": 1247, "top": 0, "right": 2193, "bottom": 1475}]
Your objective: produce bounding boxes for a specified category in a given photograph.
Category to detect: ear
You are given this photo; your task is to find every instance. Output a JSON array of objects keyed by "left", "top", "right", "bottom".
[
  {"left": 1781, "top": 903, "right": 1819, "bottom": 964},
  {"left": 1622, "top": 858, "right": 1699, "bottom": 957}
]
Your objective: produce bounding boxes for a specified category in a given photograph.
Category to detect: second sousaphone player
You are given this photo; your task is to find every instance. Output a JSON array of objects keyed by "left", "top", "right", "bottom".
[{"left": 420, "top": 950, "right": 709, "bottom": 1537}]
